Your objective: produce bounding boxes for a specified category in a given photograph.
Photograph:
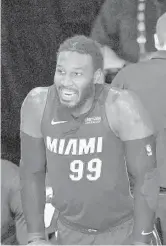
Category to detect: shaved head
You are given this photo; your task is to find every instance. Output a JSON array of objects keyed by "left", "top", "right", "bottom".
[{"left": 156, "top": 13, "right": 166, "bottom": 47}]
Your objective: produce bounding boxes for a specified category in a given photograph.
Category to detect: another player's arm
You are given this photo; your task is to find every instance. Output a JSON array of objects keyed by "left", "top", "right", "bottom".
[
  {"left": 9, "top": 169, "right": 28, "bottom": 244},
  {"left": 20, "top": 87, "right": 48, "bottom": 243},
  {"left": 91, "top": 0, "right": 126, "bottom": 70},
  {"left": 106, "top": 89, "right": 159, "bottom": 245}
]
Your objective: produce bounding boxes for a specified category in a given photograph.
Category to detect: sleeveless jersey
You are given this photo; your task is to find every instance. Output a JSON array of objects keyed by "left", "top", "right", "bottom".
[{"left": 41, "top": 84, "right": 134, "bottom": 230}]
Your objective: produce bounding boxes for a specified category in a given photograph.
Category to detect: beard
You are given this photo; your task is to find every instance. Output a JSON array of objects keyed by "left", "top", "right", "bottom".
[
  {"left": 73, "top": 82, "right": 95, "bottom": 109},
  {"left": 56, "top": 80, "right": 95, "bottom": 112}
]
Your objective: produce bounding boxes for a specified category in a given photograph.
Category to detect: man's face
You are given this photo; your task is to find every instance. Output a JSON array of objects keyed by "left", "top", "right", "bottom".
[{"left": 54, "top": 51, "right": 95, "bottom": 108}]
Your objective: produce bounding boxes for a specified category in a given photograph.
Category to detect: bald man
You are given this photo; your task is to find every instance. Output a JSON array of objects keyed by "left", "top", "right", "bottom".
[{"left": 112, "top": 12, "right": 166, "bottom": 244}]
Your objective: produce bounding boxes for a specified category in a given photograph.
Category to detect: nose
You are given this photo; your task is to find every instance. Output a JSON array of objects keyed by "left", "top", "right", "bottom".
[{"left": 61, "top": 74, "right": 73, "bottom": 87}]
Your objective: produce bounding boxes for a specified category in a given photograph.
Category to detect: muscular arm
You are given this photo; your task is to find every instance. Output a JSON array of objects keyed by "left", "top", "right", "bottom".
[
  {"left": 106, "top": 89, "right": 160, "bottom": 244},
  {"left": 20, "top": 87, "right": 48, "bottom": 241},
  {"left": 91, "top": 0, "right": 126, "bottom": 70}
]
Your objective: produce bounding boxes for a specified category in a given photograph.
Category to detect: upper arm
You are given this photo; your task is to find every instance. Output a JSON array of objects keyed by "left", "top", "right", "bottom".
[
  {"left": 106, "top": 89, "right": 157, "bottom": 180},
  {"left": 4, "top": 162, "right": 23, "bottom": 217},
  {"left": 110, "top": 89, "right": 155, "bottom": 141},
  {"left": 20, "top": 87, "right": 48, "bottom": 173},
  {"left": 10, "top": 176, "right": 28, "bottom": 244},
  {"left": 21, "top": 87, "right": 48, "bottom": 138},
  {"left": 91, "top": 0, "right": 120, "bottom": 46},
  {"left": 5, "top": 165, "right": 28, "bottom": 244}
]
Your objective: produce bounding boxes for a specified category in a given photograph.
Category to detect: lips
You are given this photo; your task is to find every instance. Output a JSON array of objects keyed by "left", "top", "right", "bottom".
[
  {"left": 62, "top": 89, "right": 76, "bottom": 95},
  {"left": 60, "top": 88, "right": 77, "bottom": 101}
]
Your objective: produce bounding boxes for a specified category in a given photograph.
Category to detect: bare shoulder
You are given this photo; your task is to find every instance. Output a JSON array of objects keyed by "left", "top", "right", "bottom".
[
  {"left": 1, "top": 160, "right": 19, "bottom": 187},
  {"left": 105, "top": 87, "right": 155, "bottom": 140},
  {"left": 105, "top": 87, "right": 121, "bottom": 136},
  {"left": 22, "top": 87, "right": 49, "bottom": 108},
  {"left": 21, "top": 87, "right": 49, "bottom": 137},
  {"left": 1, "top": 159, "right": 19, "bottom": 173}
]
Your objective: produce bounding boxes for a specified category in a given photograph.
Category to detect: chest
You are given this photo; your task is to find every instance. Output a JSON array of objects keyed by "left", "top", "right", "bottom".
[
  {"left": 43, "top": 111, "right": 113, "bottom": 157},
  {"left": 42, "top": 97, "right": 124, "bottom": 159}
]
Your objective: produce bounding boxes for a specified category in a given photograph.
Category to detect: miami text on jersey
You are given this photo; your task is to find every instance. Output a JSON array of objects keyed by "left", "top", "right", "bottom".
[{"left": 46, "top": 137, "right": 103, "bottom": 155}]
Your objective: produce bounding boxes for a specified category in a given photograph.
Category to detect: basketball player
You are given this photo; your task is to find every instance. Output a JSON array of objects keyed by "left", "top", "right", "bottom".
[{"left": 20, "top": 35, "right": 160, "bottom": 245}]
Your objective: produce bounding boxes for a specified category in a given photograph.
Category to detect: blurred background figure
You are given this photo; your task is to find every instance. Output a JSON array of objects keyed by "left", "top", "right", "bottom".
[
  {"left": 45, "top": 175, "right": 55, "bottom": 230},
  {"left": 91, "top": 0, "right": 166, "bottom": 81},
  {"left": 1, "top": 159, "right": 28, "bottom": 245},
  {"left": 45, "top": 177, "right": 59, "bottom": 245},
  {"left": 1, "top": 160, "right": 56, "bottom": 245},
  {"left": 111, "top": 12, "right": 166, "bottom": 244}
]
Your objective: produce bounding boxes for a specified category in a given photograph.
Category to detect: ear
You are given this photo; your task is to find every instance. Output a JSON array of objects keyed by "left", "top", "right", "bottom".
[
  {"left": 93, "top": 69, "right": 105, "bottom": 84},
  {"left": 154, "top": 33, "right": 165, "bottom": 50}
]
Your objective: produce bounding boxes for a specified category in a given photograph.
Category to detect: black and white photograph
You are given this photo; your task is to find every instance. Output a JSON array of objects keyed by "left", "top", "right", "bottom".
[{"left": 1, "top": 0, "right": 166, "bottom": 245}]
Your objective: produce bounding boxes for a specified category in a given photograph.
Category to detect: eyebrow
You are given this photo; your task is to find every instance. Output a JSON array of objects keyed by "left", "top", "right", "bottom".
[{"left": 56, "top": 65, "right": 84, "bottom": 70}]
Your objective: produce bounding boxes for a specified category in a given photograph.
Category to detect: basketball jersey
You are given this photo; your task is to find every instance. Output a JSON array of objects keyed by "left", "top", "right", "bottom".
[{"left": 41, "top": 84, "right": 134, "bottom": 230}]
